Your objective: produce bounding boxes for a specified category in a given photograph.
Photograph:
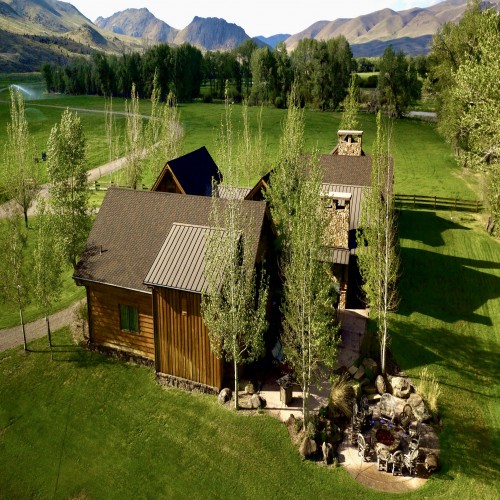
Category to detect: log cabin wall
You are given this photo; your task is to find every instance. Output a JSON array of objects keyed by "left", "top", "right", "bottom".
[
  {"left": 87, "top": 282, "right": 155, "bottom": 360},
  {"left": 153, "top": 287, "right": 223, "bottom": 391}
]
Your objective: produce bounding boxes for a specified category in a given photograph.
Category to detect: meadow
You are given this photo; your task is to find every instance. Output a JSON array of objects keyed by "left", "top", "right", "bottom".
[{"left": 0, "top": 78, "right": 498, "bottom": 498}]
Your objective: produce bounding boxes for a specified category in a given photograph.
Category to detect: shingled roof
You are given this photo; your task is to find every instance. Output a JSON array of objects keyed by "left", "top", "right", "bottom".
[
  {"left": 74, "top": 188, "right": 267, "bottom": 293},
  {"left": 318, "top": 155, "right": 373, "bottom": 187},
  {"left": 152, "top": 146, "right": 222, "bottom": 196}
]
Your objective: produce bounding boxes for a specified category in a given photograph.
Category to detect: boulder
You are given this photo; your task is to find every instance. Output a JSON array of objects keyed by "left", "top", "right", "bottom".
[
  {"left": 299, "top": 437, "right": 317, "bottom": 458},
  {"left": 321, "top": 441, "right": 333, "bottom": 464},
  {"left": 348, "top": 364, "right": 358, "bottom": 376},
  {"left": 390, "top": 376, "right": 412, "bottom": 398},
  {"left": 218, "top": 388, "right": 232, "bottom": 405},
  {"left": 425, "top": 452, "right": 439, "bottom": 473},
  {"left": 362, "top": 358, "right": 378, "bottom": 376},
  {"left": 408, "top": 393, "right": 431, "bottom": 422},
  {"left": 250, "top": 394, "right": 266, "bottom": 409},
  {"left": 353, "top": 366, "right": 365, "bottom": 381},
  {"left": 245, "top": 382, "right": 256, "bottom": 395},
  {"left": 375, "top": 375, "right": 386, "bottom": 395}
]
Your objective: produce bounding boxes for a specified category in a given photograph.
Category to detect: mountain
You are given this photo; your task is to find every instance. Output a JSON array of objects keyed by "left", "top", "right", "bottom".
[
  {"left": 284, "top": 0, "right": 471, "bottom": 54},
  {"left": 95, "top": 7, "right": 177, "bottom": 43},
  {"left": 256, "top": 33, "right": 290, "bottom": 49},
  {"left": 0, "top": 0, "right": 148, "bottom": 71},
  {"left": 173, "top": 16, "right": 249, "bottom": 51}
]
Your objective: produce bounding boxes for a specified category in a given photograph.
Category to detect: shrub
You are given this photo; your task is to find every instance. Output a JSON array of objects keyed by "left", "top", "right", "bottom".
[
  {"left": 417, "top": 367, "right": 441, "bottom": 416},
  {"left": 328, "top": 374, "right": 354, "bottom": 418}
]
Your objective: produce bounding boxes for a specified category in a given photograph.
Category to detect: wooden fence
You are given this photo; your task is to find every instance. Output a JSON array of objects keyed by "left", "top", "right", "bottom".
[{"left": 394, "top": 194, "right": 483, "bottom": 212}]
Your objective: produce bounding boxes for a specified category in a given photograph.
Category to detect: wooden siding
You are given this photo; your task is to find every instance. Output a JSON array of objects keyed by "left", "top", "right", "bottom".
[
  {"left": 154, "top": 287, "right": 223, "bottom": 390},
  {"left": 88, "top": 282, "right": 154, "bottom": 359}
]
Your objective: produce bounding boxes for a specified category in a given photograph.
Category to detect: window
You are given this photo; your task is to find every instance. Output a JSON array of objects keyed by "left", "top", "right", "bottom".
[{"left": 119, "top": 304, "right": 139, "bottom": 333}]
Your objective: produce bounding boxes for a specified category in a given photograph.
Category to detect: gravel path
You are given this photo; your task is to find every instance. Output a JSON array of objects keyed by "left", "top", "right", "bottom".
[{"left": 0, "top": 300, "right": 83, "bottom": 352}]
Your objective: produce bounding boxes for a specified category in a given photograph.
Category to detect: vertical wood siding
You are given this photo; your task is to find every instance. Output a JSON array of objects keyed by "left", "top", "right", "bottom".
[
  {"left": 88, "top": 283, "right": 154, "bottom": 359},
  {"left": 154, "top": 287, "right": 223, "bottom": 390}
]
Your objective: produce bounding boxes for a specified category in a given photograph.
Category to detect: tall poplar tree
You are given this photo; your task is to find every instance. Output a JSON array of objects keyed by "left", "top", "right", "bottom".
[
  {"left": 0, "top": 212, "right": 29, "bottom": 350},
  {"left": 47, "top": 108, "right": 92, "bottom": 271},
  {"left": 339, "top": 73, "right": 360, "bottom": 131},
  {"left": 124, "top": 83, "right": 144, "bottom": 189},
  {"left": 357, "top": 112, "right": 399, "bottom": 374},
  {"left": 32, "top": 199, "right": 64, "bottom": 348},
  {"left": 2, "top": 87, "right": 39, "bottom": 227},
  {"left": 201, "top": 92, "right": 269, "bottom": 410},
  {"left": 267, "top": 86, "right": 338, "bottom": 427}
]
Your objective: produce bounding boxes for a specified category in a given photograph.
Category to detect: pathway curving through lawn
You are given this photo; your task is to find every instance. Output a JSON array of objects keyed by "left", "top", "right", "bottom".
[{"left": 0, "top": 300, "right": 83, "bottom": 352}]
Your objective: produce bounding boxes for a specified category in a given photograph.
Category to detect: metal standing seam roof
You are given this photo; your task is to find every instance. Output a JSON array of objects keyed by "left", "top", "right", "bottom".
[
  {"left": 217, "top": 185, "right": 252, "bottom": 200},
  {"left": 321, "top": 247, "right": 351, "bottom": 265},
  {"left": 144, "top": 223, "right": 228, "bottom": 293}
]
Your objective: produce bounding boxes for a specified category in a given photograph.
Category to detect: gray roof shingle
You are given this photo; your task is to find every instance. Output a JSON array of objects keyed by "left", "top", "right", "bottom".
[{"left": 74, "top": 188, "right": 266, "bottom": 293}]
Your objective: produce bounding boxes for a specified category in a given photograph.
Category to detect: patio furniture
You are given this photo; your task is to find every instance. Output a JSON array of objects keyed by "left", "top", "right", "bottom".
[
  {"left": 391, "top": 450, "right": 404, "bottom": 476},
  {"left": 377, "top": 446, "right": 391, "bottom": 472},
  {"left": 409, "top": 420, "right": 422, "bottom": 438},
  {"left": 399, "top": 404, "right": 414, "bottom": 431},
  {"left": 403, "top": 448, "right": 420, "bottom": 475},
  {"left": 409, "top": 434, "right": 420, "bottom": 453},
  {"left": 379, "top": 393, "right": 396, "bottom": 421},
  {"left": 357, "top": 433, "right": 372, "bottom": 461}
]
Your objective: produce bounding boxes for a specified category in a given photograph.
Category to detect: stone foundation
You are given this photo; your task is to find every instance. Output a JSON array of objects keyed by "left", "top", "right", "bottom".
[
  {"left": 156, "top": 372, "right": 219, "bottom": 395},
  {"left": 87, "top": 343, "right": 154, "bottom": 368}
]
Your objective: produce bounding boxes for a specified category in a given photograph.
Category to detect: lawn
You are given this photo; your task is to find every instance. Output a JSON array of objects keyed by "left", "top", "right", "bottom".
[
  {"left": 0, "top": 328, "right": 378, "bottom": 499},
  {"left": 391, "top": 208, "right": 500, "bottom": 498},
  {"left": 0, "top": 217, "right": 85, "bottom": 329}
]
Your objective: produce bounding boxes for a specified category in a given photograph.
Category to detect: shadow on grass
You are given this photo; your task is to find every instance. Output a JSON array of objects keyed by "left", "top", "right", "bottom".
[
  {"left": 398, "top": 209, "right": 471, "bottom": 247},
  {"left": 398, "top": 246, "right": 499, "bottom": 325}
]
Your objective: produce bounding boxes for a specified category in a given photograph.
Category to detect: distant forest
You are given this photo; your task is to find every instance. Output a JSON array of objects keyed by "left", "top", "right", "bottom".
[{"left": 41, "top": 37, "right": 373, "bottom": 110}]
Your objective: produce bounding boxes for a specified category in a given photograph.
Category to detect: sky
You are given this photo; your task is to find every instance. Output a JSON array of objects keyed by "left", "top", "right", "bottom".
[{"left": 69, "top": 0, "right": 443, "bottom": 38}]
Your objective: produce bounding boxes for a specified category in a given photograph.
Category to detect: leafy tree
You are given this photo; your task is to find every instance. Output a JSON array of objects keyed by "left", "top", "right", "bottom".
[
  {"left": 267, "top": 87, "right": 338, "bottom": 426},
  {"left": 339, "top": 73, "right": 360, "bottom": 131},
  {"left": 250, "top": 47, "right": 277, "bottom": 104},
  {"left": 274, "top": 41, "right": 292, "bottom": 107},
  {"left": 2, "top": 87, "right": 40, "bottom": 227},
  {"left": 124, "top": 84, "right": 145, "bottom": 190},
  {"left": 446, "top": 7, "right": 500, "bottom": 233},
  {"left": 0, "top": 213, "right": 30, "bottom": 350},
  {"left": 377, "top": 46, "right": 422, "bottom": 117},
  {"left": 46, "top": 108, "right": 92, "bottom": 271},
  {"left": 32, "top": 199, "right": 64, "bottom": 348},
  {"left": 201, "top": 94, "right": 269, "bottom": 410},
  {"left": 234, "top": 39, "right": 258, "bottom": 98},
  {"left": 357, "top": 112, "right": 399, "bottom": 374}
]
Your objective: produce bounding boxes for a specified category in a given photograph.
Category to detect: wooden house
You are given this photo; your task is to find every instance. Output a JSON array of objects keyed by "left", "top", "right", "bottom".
[
  {"left": 74, "top": 188, "right": 268, "bottom": 393},
  {"left": 151, "top": 146, "right": 222, "bottom": 196}
]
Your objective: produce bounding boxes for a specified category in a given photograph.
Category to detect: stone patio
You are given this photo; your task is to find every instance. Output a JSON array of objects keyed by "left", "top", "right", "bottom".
[{"left": 241, "top": 307, "right": 438, "bottom": 494}]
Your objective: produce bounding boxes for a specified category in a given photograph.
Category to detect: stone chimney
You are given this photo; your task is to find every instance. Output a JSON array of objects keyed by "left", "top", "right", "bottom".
[{"left": 336, "top": 130, "right": 363, "bottom": 156}]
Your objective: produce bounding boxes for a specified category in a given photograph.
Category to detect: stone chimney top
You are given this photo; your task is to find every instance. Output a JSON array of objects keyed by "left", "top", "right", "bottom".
[{"left": 336, "top": 130, "right": 363, "bottom": 156}]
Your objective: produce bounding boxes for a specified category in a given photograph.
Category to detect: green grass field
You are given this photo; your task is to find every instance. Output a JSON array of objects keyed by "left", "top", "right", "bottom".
[{"left": 0, "top": 81, "right": 499, "bottom": 498}]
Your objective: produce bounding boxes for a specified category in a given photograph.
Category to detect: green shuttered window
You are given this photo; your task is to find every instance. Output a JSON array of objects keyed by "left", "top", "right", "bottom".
[{"left": 119, "top": 304, "right": 139, "bottom": 333}]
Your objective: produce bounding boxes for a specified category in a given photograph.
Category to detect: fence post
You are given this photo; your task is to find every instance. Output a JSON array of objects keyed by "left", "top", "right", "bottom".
[
  {"left": 434, "top": 196, "right": 436, "bottom": 209},
  {"left": 455, "top": 198, "right": 457, "bottom": 210},
  {"left": 476, "top": 200, "right": 479, "bottom": 213},
  {"left": 413, "top": 194, "right": 416, "bottom": 208}
]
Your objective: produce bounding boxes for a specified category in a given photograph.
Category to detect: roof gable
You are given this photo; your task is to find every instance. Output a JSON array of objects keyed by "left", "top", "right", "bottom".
[{"left": 152, "top": 146, "right": 222, "bottom": 196}]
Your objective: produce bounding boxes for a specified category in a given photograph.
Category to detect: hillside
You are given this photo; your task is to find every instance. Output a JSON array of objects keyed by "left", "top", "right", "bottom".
[
  {"left": 285, "top": 0, "right": 470, "bottom": 52},
  {"left": 95, "top": 7, "right": 177, "bottom": 43},
  {"left": 0, "top": 0, "right": 148, "bottom": 71}
]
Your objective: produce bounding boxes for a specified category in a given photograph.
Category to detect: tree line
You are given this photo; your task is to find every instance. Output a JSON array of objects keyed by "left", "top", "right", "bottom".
[{"left": 40, "top": 37, "right": 356, "bottom": 110}]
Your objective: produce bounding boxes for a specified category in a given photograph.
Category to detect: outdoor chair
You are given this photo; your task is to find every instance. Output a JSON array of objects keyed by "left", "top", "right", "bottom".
[
  {"left": 377, "top": 447, "right": 391, "bottom": 472},
  {"left": 403, "top": 448, "right": 420, "bottom": 475},
  {"left": 409, "top": 420, "right": 422, "bottom": 438},
  {"left": 409, "top": 434, "right": 420, "bottom": 453},
  {"left": 399, "top": 404, "right": 414, "bottom": 431},
  {"left": 379, "top": 393, "right": 396, "bottom": 421},
  {"left": 357, "top": 433, "right": 372, "bottom": 461},
  {"left": 391, "top": 450, "right": 404, "bottom": 476}
]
